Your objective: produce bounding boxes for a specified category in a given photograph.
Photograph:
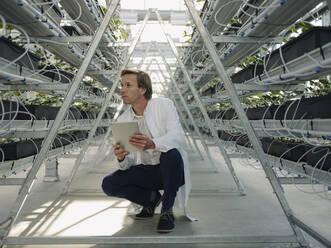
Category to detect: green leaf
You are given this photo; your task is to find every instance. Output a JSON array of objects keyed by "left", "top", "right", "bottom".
[{"left": 290, "top": 26, "right": 298, "bottom": 33}]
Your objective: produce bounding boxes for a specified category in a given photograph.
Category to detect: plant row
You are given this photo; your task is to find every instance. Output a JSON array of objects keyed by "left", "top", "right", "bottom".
[
  {"left": 208, "top": 92, "right": 331, "bottom": 120},
  {"left": 0, "top": 128, "right": 107, "bottom": 162},
  {"left": 0, "top": 100, "right": 114, "bottom": 120},
  {"left": 217, "top": 131, "right": 331, "bottom": 173}
]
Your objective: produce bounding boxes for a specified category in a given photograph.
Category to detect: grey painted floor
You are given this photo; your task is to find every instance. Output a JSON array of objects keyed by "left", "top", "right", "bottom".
[{"left": 0, "top": 145, "right": 330, "bottom": 248}]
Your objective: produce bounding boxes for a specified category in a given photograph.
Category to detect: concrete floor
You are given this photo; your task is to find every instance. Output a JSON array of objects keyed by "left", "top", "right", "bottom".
[{"left": 0, "top": 144, "right": 330, "bottom": 248}]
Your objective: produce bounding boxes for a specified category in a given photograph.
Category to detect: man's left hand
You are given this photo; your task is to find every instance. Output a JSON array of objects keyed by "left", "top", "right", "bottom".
[{"left": 129, "top": 133, "right": 155, "bottom": 150}]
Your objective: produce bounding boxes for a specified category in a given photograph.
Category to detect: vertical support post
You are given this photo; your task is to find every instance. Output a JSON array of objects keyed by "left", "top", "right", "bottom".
[
  {"left": 155, "top": 10, "right": 244, "bottom": 194},
  {"left": 0, "top": 0, "right": 121, "bottom": 244},
  {"left": 174, "top": 100, "right": 201, "bottom": 154},
  {"left": 43, "top": 158, "right": 59, "bottom": 182},
  {"left": 183, "top": 0, "right": 308, "bottom": 246},
  {"left": 326, "top": 0, "right": 331, "bottom": 25},
  {"left": 62, "top": 10, "right": 152, "bottom": 195}
]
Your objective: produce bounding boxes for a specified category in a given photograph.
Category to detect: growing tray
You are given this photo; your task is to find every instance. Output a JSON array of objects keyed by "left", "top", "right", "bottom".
[
  {"left": 0, "top": 37, "right": 40, "bottom": 71},
  {"left": 271, "top": 93, "right": 331, "bottom": 120},
  {"left": 231, "top": 64, "right": 265, "bottom": 84},
  {"left": 266, "top": 26, "right": 331, "bottom": 71},
  {"left": 0, "top": 131, "right": 89, "bottom": 161},
  {"left": 261, "top": 137, "right": 307, "bottom": 163},
  {"left": 39, "top": 65, "right": 74, "bottom": 84}
]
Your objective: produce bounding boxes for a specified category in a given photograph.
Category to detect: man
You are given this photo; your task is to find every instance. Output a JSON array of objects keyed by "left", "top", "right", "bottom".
[{"left": 102, "top": 69, "right": 191, "bottom": 233}]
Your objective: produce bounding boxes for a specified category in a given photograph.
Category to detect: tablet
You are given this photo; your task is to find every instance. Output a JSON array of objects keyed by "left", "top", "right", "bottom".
[{"left": 110, "top": 121, "right": 139, "bottom": 152}]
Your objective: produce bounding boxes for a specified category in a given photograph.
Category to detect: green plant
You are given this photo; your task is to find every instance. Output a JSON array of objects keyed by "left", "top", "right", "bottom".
[
  {"left": 306, "top": 78, "right": 331, "bottom": 96},
  {"left": 27, "top": 92, "right": 63, "bottom": 106},
  {"left": 239, "top": 54, "right": 263, "bottom": 68},
  {"left": 242, "top": 90, "right": 301, "bottom": 108},
  {"left": 281, "top": 22, "right": 314, "bottom": 43},
  {"left": 0, "top": 23, "right": 14, "bottom": 31},
  {"left": 102, "top": 8, "right": 128, "bottom": 41},
  {"left": 74, "top": 101, "right": 100, "bottom": 112}
]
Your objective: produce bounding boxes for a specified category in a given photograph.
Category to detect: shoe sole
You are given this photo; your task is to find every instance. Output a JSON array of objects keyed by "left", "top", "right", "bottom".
[
  {"left": 133, "top": 215, "right": 153, "bottom": 220},
  {"left": 156, "top": 229, "right": 174, "bottom": 233},
  {"left": 134, "top": 196, "right": 162, "bottom": 220}
]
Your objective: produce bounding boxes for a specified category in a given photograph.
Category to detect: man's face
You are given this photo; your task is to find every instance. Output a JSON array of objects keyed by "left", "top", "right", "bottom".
[{"left": 120, "top": 74, "right": 146, "bottom": 105}]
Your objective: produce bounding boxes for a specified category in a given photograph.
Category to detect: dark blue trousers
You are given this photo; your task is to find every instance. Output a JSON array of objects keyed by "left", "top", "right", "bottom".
[{"left": 102, "top": 148, "right": 184, "bottom": 211}]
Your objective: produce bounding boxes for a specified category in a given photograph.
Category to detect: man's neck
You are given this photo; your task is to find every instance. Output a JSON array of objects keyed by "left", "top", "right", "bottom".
[{"left": 132, "top": 98, "right": 148, "bottom": 116}]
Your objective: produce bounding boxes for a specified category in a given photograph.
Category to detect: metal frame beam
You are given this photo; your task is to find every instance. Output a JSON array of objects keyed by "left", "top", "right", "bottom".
[
  {"left": 156, "top": 9, "right": 245, "bottom": 195},
  {"left": 3, "top": 235, "right": 298, "bottom": 246},
  {"left": 212, "top": 35, "right": 283, "bottom": 44},
  {"left": 183, "top": 0, "right": 309, "bottom": 246},
  {"left": 155, "top": 46, "right": 220, "bottom": 171},
  {"left": 0, "top": 1, "right": 121, "bottom": 245},
  {"left": 62, "top": 10, "right": 152, "bottom": 195}
]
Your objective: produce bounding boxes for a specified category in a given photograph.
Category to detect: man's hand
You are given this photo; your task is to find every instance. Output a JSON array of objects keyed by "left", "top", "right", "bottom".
[
  {"left": 129, "top": 133, "right": 155, "bottom": 151},
  {"left": 113, "top": 143, "right": 129, "bottom": 162}
]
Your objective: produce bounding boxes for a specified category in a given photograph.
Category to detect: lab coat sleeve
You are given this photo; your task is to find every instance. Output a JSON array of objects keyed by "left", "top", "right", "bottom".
[
  {"left": 152, "top": 99, "right": 185, "bottom": 152},
  {"left": 116, "top": 152, "right": 135, "bottom": 170}
]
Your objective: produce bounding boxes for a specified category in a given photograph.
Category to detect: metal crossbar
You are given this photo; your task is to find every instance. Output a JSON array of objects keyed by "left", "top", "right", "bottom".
[
  {"left": 0, "top": 0, "right": 121, "bottom": 246},
  {"left": 1, "top": 1, "right": 330, "bottom": 248},
  {"left": 155, "top": 10, "right": 245, "bottom": 196}
]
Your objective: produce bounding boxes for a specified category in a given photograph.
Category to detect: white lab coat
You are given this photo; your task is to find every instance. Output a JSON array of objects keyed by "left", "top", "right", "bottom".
[{"left": 115, "top": 97, "right": 191, "bottom": 210}]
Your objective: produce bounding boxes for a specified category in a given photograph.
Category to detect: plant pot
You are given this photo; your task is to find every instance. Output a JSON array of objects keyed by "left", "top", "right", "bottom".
[
  {"left": 67, "top": 108, "right": 83, "bottom": 120},
  {"left": 0, "top": 37, "right": 40, "bottom": 71},
  {"left": 218, "top": 131, "right": 241, "bottom": 141},
  {"left": 62, "top": 26, "right": 80, "bottom": 36},
  {"left": 79, "top": 109, "right": 98, "bottom": 119},
  {"left": 208, "top": 110, "right": 219, "bottom": 119},
  {"left": 202, "top": 85, "right": 216, "bottom": 97},
  {"left": 1, "top": 102, "right": 61, "bottom": 120},
  {"left": 284, "top": 93, "right": 331, "bottom": 119},
  {"left": 39, "top": 65, "right": 74, "bottom": 84},
  {"left": 246, "top": 106, "right": 273, "bottom": 120},
  {"left": 231, "top": 64, "right": 264, "bottom": 84},
  {"left": 261, "top": 138, "right": 307, "bottom": 162},
  {"left": 36, "top": 105, "right": 60, "bottom": 120},
  {"left": 268, "top": 104, "right": 286, "bottom": 120},
  {"left": 95, "top": 127, "right": 107, "bottom": 136},
  {"left": 0, "top": 100, "right": 33, "bottom": 120},
  {"left": 221, "top": 109, "right": 237, "bottom": 120},
  {"left": 103, "top": 111, "right": 113, "bottom": 119},
  {"left": 92, "top": 87, "right": 104, "bottom": 96},
  {"left": 266, "top": 27, "right": 331, "bottom": 71},
  {"left": 52, "top": 134, "right": 72, "bottom": 148},
  {"left": 0, "top": 139, "right": 43, "bottom": 161},
  {"left": 305, "top": 145, "right": 331, "bottom": 172},
  {"left": 268, "top": 93, "right": 331, "bottom": 120},
  {"left": 235, "top": 135, "right": 251, "bottom": 147},
  {"left": 71, "top": 131, "right": 88, "bottom": 141}
]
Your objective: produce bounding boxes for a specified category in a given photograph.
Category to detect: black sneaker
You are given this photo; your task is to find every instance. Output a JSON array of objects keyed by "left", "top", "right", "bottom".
[
  {"left": 135, "top": 192, "right": 162, "bottom": 219},
  {"left": 156, "top": 211, "right": 175, "bottom": 233}
]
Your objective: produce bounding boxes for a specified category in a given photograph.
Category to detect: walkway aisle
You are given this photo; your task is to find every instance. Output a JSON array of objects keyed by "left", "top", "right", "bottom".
[{"left": 0, "top": 145, "right": 330, "bottom": 247}]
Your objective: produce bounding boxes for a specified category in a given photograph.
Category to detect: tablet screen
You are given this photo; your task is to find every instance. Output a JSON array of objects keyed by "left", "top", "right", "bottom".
[{"left": 110, "top": 121, "right": 139, "bottom": 152}]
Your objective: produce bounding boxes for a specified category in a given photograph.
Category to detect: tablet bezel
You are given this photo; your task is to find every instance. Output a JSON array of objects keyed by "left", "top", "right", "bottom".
[{"left": 110, "top": 121, "right": 139, "bottom": 152}]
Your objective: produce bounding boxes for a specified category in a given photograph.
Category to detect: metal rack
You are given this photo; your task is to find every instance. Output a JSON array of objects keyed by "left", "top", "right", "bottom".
[
  {"left": 0, "top": 0, "right": 330, "bottom": 247},
  {"left": 169, "top": 0, "right": 331, "bottom": 247},
  {"left": 0, "top": 0, "right": 123, "bottom": 245}
]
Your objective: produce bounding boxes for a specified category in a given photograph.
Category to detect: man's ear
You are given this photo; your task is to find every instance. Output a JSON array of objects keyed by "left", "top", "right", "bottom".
[{"left": 139, "top": 87, "right": 147, "bottom": 96}]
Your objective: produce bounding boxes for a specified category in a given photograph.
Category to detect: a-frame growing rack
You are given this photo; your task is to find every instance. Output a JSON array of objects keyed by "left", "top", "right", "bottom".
[{"left": 0, "top": 0, "right": 330, "bottom": 247}]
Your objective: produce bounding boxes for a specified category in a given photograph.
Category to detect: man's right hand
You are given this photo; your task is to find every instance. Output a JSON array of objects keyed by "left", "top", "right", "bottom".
[{"left": 113, "top": 143, "right": 129, "bottom": 162}]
